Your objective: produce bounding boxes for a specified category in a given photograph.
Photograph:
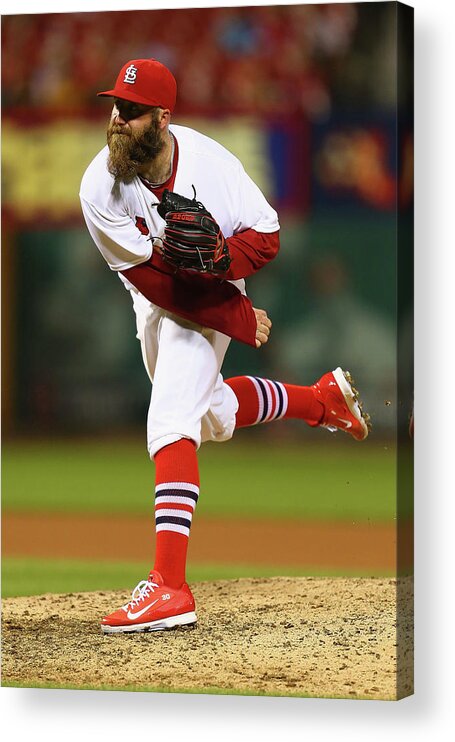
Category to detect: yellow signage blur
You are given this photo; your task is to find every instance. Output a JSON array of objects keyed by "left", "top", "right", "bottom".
[{"left": 2, "top": 117, "right": 271, "bottom": 221}]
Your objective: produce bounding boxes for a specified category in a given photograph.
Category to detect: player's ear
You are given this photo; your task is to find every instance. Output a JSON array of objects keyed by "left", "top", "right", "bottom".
[{"left": 157, "top": 108, "right": 171, "bottom": 130}]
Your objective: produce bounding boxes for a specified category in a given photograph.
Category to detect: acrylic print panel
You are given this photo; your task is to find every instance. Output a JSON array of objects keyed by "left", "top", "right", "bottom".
[{"left": 1, "top": 1, "right": 413, "bottom": 700}]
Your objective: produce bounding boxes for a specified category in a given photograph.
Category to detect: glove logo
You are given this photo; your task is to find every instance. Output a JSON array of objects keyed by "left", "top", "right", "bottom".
[
  {"left": 124, "top": 64, "right": 138, "bottom": 84},
  {"left": 172, "top": 213, "right": 197, "bottom": 222}
]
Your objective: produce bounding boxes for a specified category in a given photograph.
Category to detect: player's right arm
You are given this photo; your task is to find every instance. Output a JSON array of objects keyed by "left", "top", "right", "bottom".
[{"left": 80, "top": 195, "right": 264, "bottom": 348}]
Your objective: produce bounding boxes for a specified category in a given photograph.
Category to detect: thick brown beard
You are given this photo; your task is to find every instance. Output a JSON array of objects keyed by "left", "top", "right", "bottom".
[{"left": 106, "top": 113, "right": 165, "bottom": 182}]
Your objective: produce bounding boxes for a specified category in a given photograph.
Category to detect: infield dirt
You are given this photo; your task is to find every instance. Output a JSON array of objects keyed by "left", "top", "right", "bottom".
[{"left": 2, "top": 576, "right": 413, "bottom": 700}]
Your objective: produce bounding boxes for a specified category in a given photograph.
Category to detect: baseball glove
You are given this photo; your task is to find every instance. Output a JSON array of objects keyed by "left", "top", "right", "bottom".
[{"left": 156, "top": 187, "right": 231, "bottom": 274}]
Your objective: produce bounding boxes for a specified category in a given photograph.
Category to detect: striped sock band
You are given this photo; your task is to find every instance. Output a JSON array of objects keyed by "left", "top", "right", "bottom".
[
  {"left": 225, "top": 375, "right": 323, "bottom": 429},
  {"left": 155, "top": 481, "right": 199, "bottom": 538},
  {"left": 245, "top": 376, "right": 289, "bottom": 424}
]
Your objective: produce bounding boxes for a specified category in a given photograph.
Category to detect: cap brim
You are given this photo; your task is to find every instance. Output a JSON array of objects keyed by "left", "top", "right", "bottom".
[
  {"left": 97, "top": 89, "right": 117, "bottom": 97},
  {"left": 97, "top": 89, "right": 162, "bottom": 107}
]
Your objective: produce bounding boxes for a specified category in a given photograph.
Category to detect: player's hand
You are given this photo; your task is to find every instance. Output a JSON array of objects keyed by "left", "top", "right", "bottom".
[
  {"left": 152, "top": 238, "right": 163, "bottom": 256},
  {"left": 253, "top": 307, "right": 272, "bottom": 348}
]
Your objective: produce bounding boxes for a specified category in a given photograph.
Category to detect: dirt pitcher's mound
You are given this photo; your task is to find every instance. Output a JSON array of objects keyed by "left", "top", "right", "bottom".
[{"left": 2, "top": 576, "right": 413, "bottom": 700}]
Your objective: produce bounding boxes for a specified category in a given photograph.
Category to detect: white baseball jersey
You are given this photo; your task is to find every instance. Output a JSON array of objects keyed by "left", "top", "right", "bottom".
[
  {"left": 80, "top": 124, "right": 279, "bottom": 458},
  {"left": 80, "top": 123, "right": 279, "bottom": 273}
]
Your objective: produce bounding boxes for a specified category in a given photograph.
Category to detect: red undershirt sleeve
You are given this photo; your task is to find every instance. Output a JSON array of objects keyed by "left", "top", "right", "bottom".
[
  {"left": 121, "top": 251, "right": 258, "bottom": 347},
  {"left": 224, "top": 229, "right": 280, "bottom": 280}
]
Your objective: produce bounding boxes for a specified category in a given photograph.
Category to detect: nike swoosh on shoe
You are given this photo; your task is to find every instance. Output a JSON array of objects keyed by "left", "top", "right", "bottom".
[
  {"left": 338, "top": 417, "right": 352, "bottom": 429},
  {"left": 126, "top": 598, "right": 160, "bottom": 620}
]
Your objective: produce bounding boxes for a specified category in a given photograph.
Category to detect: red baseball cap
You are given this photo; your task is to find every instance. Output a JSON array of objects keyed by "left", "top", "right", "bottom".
[{"left": 97, "top": 59, "right": 177, "bottom": 112}]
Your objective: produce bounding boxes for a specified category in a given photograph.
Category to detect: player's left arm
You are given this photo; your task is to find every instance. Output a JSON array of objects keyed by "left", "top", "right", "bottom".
[
  {"left": 222, "top": 162, "right": 280, "bottom": 280},
  {"left": 224, "top": 229, "right": 280, "bottom": 280}
]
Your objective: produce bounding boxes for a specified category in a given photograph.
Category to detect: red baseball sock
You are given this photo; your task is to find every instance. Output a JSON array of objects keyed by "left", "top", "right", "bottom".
[
  {"left": 225, "top": 376, "right": 324, "bottom": 428},
  {"left": 153, "top": 438, "right": 199, "bottom": 589}
]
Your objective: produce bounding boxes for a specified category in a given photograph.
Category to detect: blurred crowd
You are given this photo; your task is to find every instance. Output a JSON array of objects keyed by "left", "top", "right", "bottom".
[{"left": 2, "top": 4, "right": 378, "bottom": 119}]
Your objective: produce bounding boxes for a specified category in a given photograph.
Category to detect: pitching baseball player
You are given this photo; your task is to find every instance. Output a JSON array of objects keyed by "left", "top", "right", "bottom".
[{"left": 80, "top": 59, "right": 370, "bottom": 634}]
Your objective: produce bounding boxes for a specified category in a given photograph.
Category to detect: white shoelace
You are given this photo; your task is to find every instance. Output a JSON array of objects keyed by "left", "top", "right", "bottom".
[{"left": 124, "top": 579, "right": 160, "bottom": 610}]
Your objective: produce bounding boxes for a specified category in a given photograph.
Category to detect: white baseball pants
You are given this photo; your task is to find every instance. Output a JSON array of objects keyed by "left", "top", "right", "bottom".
[{"left": 130, "top": 287, "right": 239, "bottom": 458}]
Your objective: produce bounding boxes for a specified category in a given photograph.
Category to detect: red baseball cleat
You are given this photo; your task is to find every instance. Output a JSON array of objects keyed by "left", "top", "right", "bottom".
[
  {"left": 101, "top": 570, "right": 197, "bottom": 634},
  {"left": 312, "top": 367, "right": 371, "bottom": 441}
]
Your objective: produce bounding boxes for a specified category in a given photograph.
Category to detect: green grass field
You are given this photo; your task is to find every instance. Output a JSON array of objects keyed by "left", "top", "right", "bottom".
[
  {"left": 2, "top": 436, "right": 398, "bottom": 520},
  {"left": 1, "top": 677, "right": 373, "bottom": 699},
  {"left": 2, "top": 436, "right": 402, "bottom": 597},
  {"left": 1, "top": 677, "right": 365, "bottom": 699},
  {"left": 2, "top": 557, "right": 392, "bottom": 598}
]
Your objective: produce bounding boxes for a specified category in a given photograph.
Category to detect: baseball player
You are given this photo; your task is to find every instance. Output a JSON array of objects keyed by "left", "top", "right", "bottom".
[{"left": 80, "top": 59, "right": 370, "bottom": 634}]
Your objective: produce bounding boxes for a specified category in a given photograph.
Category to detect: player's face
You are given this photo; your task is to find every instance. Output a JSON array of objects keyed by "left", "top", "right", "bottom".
[
  {"left": 106, "top": 99, "right": 165, "bottom": 182},
  {"left": 111, "top": 99, "right": 155, "bottom": 128}
]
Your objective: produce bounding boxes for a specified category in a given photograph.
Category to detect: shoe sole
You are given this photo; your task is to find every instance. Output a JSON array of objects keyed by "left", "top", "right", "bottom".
[
  {"left": 101, "top": 611, "right": 197, "bottom": 634},
  {"left": 332, "top": 367, "right": 371, "bottom": 441}
]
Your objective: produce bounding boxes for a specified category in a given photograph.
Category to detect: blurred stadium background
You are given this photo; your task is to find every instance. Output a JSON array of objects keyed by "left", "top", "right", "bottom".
[{"left": 1, "top": 3, "right": 413, "bottom": 597}]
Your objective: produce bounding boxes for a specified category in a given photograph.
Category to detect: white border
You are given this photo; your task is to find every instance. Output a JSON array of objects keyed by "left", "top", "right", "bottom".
[{"left": 1, "top": 0, "right": 454, "bottom": 739}]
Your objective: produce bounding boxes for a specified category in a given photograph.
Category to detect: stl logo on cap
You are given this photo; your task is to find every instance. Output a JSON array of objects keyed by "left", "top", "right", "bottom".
[
  {"left": 97, "top": 59, "right": 177, "bottom": 111},
  {"left": 124, "top": 64, "right": 138, "bottom": 85}
]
